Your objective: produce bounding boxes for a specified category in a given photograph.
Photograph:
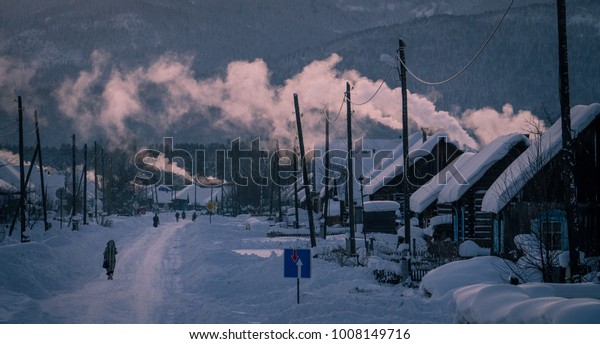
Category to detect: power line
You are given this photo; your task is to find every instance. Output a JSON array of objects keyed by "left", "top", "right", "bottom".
[
  {"left": 324, "top": 96, "right": 346, "bottom": 124},
  {"left": 0, "top": 121, "right": 17, "bottom": 131},
  {"left": 398, "top": 0, "right": 514, "bottom": 86},
  {"left": 347, "top": 66, "right": 393, "bottom": 106}
]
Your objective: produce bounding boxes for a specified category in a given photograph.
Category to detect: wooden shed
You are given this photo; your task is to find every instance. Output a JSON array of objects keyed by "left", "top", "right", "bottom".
[{"left": 362, "top": 201, "right": 400, "bottom": 234}]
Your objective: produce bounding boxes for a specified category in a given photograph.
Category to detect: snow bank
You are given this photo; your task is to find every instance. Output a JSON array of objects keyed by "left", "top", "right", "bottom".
[
  {"left": 244, "top": 216, "right": 271, "bottom": 231},
  {"left": 420, "top": 256, "right": 517, "bottom": 298},
  {"left": 420, "top": 255, "right": 600, "bottom": 323},
  {"left": 454, "top": 282, "right": 600, "bottom": 323},
  {"left": 421, "top": 215, "right": 453, "bottom": 238},
  {"left": 458, "top": 240, "right": 490, "bottom": 258}
]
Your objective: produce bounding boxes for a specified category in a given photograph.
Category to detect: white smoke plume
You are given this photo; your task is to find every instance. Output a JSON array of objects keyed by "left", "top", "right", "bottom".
[
  {"left": 55, "top": 51, "right": 535, "bottom": 150},
  {"left": 461, "top": 104, "right": 540, "bottom": 145}
]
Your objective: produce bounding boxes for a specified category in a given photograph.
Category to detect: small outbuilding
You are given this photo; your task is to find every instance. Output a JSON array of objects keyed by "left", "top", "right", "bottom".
[{"left": 362, "top": 201, "right": 400, "bottom": 234}]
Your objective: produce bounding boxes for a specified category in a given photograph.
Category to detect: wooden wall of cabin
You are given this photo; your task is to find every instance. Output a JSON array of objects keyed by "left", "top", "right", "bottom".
[
  {"left": 451, "top": 142, "right": 529, "bottom": 248},
  {"left": 498, "top": 202, "right": 600, "bottom": 258},
  {"left": 499, "top": 118, "right": 600, "bottom": 257},
  {"left": 573, "top": 117, "right": 600, "bottom": 203}
]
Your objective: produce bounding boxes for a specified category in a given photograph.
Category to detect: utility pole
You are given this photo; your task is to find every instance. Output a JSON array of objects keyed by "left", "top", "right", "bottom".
[
  {"left": 18, "top": 96, "right": 28, "bottom": 242},
  {"left": 346, "top": 82, "right": 356, "bottom": 255},
  {"left": 399, "top": 39, "right": 411, "bottom": 259},
  {"left": 101, "top": 148, "right": 105, "bottom": 214},
  {"left": 322, "top": 109, "right": 330, "bottom": 239},
  {"left": 276, "top": 140, "right": 282, "bottom": 222},
  {"left": 72, "top": 134, "right": 77, "bottom": 229},
  {"left": 107, "top": 158, "right": 113, "bottom": 214},
  {"left": 10, "top": 144, "right": 39, "bottom": 236},
  {"left": 94, "top": 141, "right": 98, "bottom": 221},
  {"left": 83, "top": 143, "right": 88, "bottom": 225},
  {"left": 293, "top": 137, "right": 300, "bottom": 229},
  {"left": 294, "top": 93, "right": 317, "bottom": 247},
  {"left": 557, "top": 0, "right": 580, "bottom": 282},
  {"left": 34, "top": 111, "right": 49, "bottom": 231},
  {"left": 268, "top": 151, "right": 274, "bottom": 217}
]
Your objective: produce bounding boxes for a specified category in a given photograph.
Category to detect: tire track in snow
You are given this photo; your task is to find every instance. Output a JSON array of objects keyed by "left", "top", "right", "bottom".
[{"left": 127, "top": 220, "right": 184, "bottom": 323}]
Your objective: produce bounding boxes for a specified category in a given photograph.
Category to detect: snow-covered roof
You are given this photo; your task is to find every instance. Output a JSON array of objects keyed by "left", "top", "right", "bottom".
[
  {"left": 283, "top": 173, "right": 312, "bottom": 203},
  {"left": 437, "top": 133, "right": 530, "bottom": 204},
  {"left": 326, "top": 199, "right": 341, "bottom": 216},
  {"left": 410, "top": 152, "right": 475, "bottom": 213},
  {"left": 363, "top": 200, "right": 400, "bottom": 212},
  {"left": 481, "top": 103, "right": 600, "bottom": 213},
  {"left": 0, "top": 155, "right": 100, "bottom": 202},
  {"left": 314, "top": 137, "right": 414, "bottom": 204},
  {"left": 173, "top": 184, "right": 226, "bottom": 205},
  {"left": 367, "top": 132, "right": 423, "bottom": 180},
  {"left": 362, "top": 133, "right": 428, "bottom": 196},
  {"left": 298, "top": 187, "right": 307, "bottom": 203},
  {"left": 154, "top": 185, "right": 173, "bottom": 204},
  {"left": 0, "top": 156, "right": 36, "bottom": 192},
  {"left": 0, "top": 178, "right": 18, "bottom": 193},
  {"left": 408, "top": 132, "right": 461, "bottom": 161}
]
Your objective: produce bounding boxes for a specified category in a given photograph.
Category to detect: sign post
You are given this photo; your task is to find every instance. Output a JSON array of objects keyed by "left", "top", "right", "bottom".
[
  {"left": 284, "top": 248, "right": 311, "bottom": 304},
  {"left": 207, "top": 201, "right": 218, "bottom": 224}
]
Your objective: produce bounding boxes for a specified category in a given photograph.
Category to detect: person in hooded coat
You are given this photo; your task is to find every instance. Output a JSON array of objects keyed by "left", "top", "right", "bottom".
[
  {"left": 103, "top": 240, "right": 118, "bottom": 280},
  {"left": 153, "top": 212, "right": 160, "bottom": 227}
]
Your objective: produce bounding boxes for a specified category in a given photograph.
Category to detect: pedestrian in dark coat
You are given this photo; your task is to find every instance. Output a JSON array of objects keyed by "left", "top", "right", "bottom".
[
  {"left": 192, "top": 212, "right": 197, "bottom": 221},
  {"left": 153, "top": 213, "right": 160, "bottom": 227},
  {"left": 181, "top": 211, "right": 186, "bottom": 220},
  {"left": 175, "top": 211, "right": 180, "bottom": 222},
  {"left": 103, "top": 240, "right": 118, "bottom": 280}
]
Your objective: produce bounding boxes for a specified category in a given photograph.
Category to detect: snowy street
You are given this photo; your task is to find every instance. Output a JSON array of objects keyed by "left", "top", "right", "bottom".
[
  {"left": 1, "top": 214, "right": 454, "bottom": 324},
  {"left": 40, "top": 218, "right": 185, "bottom": 323}
]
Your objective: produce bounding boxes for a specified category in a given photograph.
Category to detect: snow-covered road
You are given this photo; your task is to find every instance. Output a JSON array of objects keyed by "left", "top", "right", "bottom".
[
  {"left": 2, "top": 213, "right": 455, "bottom": 324},
  {"left": 3, "top": 213, "right": 599, "bottom": 325},
  {"left": 40, "top": 218, "right": 186, "bottom": 323}
]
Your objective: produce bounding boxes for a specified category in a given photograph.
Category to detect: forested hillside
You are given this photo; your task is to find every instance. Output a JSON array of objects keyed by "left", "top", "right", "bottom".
[
  {"left": 268, "top": 0, "right": 600, "bottom": 118},
  {"left": 1, "top": 0, "right": 597, "bottom": 146}
]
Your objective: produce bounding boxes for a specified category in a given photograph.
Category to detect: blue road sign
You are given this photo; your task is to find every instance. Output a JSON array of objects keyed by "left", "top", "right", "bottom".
[{"left": 284, "top": 248, "right": 311, "bottom": 278}]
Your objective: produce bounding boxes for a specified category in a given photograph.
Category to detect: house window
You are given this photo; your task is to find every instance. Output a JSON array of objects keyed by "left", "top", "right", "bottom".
[
  {"left": 531, "top": 210, "right": 568, "bottom": 251},
  {"left": 541, "top": 221, "right": 562, "bottom": 251}
]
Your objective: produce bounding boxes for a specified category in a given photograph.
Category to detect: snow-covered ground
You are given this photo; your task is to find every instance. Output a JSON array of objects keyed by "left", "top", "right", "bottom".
[{"left": 1, "top": 213, "right": 599, "bottom": 325}]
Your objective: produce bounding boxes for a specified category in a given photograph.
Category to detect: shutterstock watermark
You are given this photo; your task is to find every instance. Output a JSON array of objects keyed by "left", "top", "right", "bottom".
[{"left": 133, "top": 137, "right": 468, "bottom": 188}]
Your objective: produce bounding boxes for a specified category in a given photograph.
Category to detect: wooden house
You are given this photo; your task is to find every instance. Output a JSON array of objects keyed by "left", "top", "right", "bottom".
[
  {"left": 482, "top": 104, "right": 600, "bottom": 258},
  {"left": 436, "top": 133, "right": 530, "bottom": 248},
  {"left": 410, "top": 151, "right": 475, "bottom": 228},
  {"left": 365, "top": 132, "right": 464, "bottom": 223}
]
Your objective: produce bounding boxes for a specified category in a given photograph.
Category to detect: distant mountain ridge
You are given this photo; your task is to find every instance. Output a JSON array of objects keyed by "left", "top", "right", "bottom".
[
  {"left": 268, "top": 0, "right": 600, "bottom": 116},
  {"left": 1, "top": 0, "right": 597, "bottom": 146}
]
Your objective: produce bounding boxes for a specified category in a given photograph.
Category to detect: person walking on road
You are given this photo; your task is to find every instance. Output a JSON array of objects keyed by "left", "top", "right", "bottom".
[{"left": 103, "top": 240, "right": 118, "bottom": 280}]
